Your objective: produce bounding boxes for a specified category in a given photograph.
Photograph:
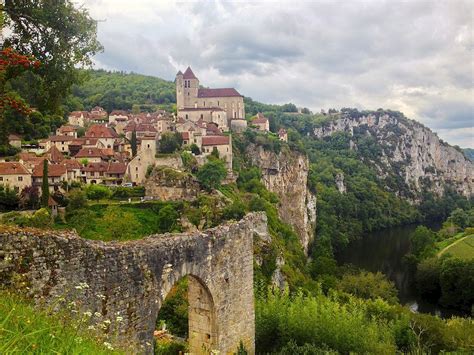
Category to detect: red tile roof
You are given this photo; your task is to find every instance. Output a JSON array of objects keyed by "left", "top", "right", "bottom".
[
  {"left": 183, "top": 66, "right": 197, "bottom": 80},
  {"left": 253, "top": 113, "right": 269, "bottom": 124},
  {"left": 45, "top": 146, "right": 65, "bottom": 163},
  {"left": 85, "top": 124, "right": 118, "bottom": 138},
  {"left": 32, "top": 163, "right": 67, "bottom": 177},
  {"left": 198, "top": 88, "right": 242, "bottom": 98},
  {"left": 110, "top": 110, "right": 129, "bottom": 116},
  {"left": 58, "top": 125, "right": 78, "bottom": 133},
  {"left": 181, "top": 132, "right": 190, "bottom": 140},
  {"left": 62, "top": 159, "right": 82, "bottom": 170},
  {"left": 69, "top": 111, "right": 89, "bottom": 118},
  {"left": 81, "top": 162, "right": 126, "bottom": 174},
  {"left": 75, "top": 147, "right": 109, "bottom": 159},
  {"left": 136, "top": 124, "right": 157, "bottom": 133},
  {"left": 0, "top": 162, "right": 30, "bottom": 175},
  {"left": 202, "top": 136, "right": 230, "bottom": 146}
]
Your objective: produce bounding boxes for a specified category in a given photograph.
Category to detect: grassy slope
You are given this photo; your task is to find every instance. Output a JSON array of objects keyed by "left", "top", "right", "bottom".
[
  {"left": 0, "top": 290, "right": 123, "bottom": 354},
  {"left": 438, "top": 234, "right": 474, "bottom": 260}
]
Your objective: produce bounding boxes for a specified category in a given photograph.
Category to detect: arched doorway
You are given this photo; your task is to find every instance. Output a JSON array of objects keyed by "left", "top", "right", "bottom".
[{"left": 156, "top": 275, "right": 217, "bottom": 353}]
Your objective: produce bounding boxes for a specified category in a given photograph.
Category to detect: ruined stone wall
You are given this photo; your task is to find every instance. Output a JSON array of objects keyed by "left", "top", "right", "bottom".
[{"left": 0, "top": 213, "right": 265, "bottom": 354}]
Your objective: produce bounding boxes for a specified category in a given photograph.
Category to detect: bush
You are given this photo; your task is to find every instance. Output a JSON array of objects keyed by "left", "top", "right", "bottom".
[
  {"left": 85, "top": 184, "right": 111, "bottom": 201},
  {"left": 67, "top": 189, "right": 87, "bottom": 212},
  {"left": 222, "top": 200, "right": 246, "bottom": 221},
  {"left": 29, "top": 208, "right": 52, "bottom": 228},
  {"left": 111, "top": 186, "right": 145, "bottom": 199},
  {"left": 337, "top": 271, "right": 399, "bottom": 304}
]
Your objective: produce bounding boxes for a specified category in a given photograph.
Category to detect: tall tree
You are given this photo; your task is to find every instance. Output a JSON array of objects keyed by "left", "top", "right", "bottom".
[
  {"left": 2, "top": 0, "right": 103, "bottom": 114},
  {"left": 131, "top": 130, "right": 137, "bottom": 157},
  {"left": 41, "top": 159, "right": 49, "bottom": 207}
]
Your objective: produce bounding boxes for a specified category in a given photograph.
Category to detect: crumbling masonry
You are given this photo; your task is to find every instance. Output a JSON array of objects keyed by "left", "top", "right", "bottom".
[{"left": 0, "top": 213, "right": 267, "bottom": 354}]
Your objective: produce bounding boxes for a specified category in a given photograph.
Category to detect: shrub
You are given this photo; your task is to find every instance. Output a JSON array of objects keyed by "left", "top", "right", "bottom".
[
  {"left": 85, "top": 184, "right": 111, "bottom": 201},
  {"left": 67, "top": 189, "right": 87, "bottom": 212},
  {"left": 337, "top": 271, "right": 399, "bottom": 304},
  {"left": 157, "top": 205, "right": 179, "bottom": 233}
]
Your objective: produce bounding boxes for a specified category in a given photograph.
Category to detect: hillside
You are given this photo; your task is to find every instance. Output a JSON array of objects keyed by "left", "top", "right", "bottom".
[{"left": 65, "top": 69, "right": 176, "bottom": 113}]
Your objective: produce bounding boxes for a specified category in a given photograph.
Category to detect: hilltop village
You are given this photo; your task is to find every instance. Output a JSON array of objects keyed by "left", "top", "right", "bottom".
[{"left": 0, "top": 67, "right": 288, "bottom": 196}]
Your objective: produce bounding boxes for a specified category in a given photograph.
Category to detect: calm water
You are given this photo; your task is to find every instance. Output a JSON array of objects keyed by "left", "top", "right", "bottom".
[{"left": 335, "top": 224, "right": 465, "bottom": 318}]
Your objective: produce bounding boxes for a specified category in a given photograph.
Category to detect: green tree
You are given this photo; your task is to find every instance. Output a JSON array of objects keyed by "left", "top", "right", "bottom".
[
  {"left": 190, "top": 143, "right": 200, "bottom": 155},
  {"left": 3, "top": 0, "right": 103, "bottom": 113},
  {"left": 410, "top": 226, "right": 436, "bottom": 258},
  {"left": 0, "top": 185, "right": 19, "bottom": 211},
  {"left": 157, "top": 204, "right": 179, "bottom": 232},
  {"left": 40, "top": 159, "right": 49, "bottom": 207},
  {"left": 131, "top": 130, "right": 137, "bottom": 157},
  {"left": 159, "top": 132, "right": 183, "bottom": 153},
  {"left": 196, "top": 159, "right": 227, "bottom": 191}
]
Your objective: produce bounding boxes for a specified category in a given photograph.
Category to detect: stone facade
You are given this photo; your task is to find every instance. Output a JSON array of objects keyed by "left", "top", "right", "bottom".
[
  {"left": 176, "top": 67, "right": 245, "bottom": 128},
  {"left": 0, "top": 213, "right": 265, "bottom": 354}
]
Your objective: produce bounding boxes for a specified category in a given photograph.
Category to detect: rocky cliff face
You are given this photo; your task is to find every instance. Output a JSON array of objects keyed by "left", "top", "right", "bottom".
[
  {"left": 313, "top": 113, "right": 473, "bottom": 198},
  {"left": 246, "top": 144, "right": 316, "bottom": 253}
]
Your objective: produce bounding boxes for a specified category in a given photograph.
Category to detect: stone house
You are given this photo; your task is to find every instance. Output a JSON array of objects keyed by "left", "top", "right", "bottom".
[
  {"left": 32, "top": 163, "right": 68, "bottom": 192},
  {"left": 109, "top": 110, "right": 129, "bottom": 124},
  {"left": 68, "top": 111, "right": 90, "bottom": 127},
  {"left": 202, "top": 135, "right": 232, "bottom": 169},
  {"left": 0, "top": 162, "right": 32, "bottom": 192},
  {"left": 278, "top": 128, "right": 288, "bottom": 142},
  {"left": 85, "top": 124, "right": 118, "bottom": 149},
  {"left": 252, "top": 113, "right": 270, "bottom": 132},
  {"left": 49, "top": 135, "right": 75, "bottom": 154},
  {"left": 81, "top": 162, "right": 127, "bottom": 185},
  {"left": 56, "top": 125, "right": 79, "bottom": 138},
  {"left": 75, "top": 147, "right": 110, "bottom": 163}
]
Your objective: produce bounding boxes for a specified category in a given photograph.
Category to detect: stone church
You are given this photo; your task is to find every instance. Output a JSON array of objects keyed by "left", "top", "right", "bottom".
[{"left": 176, "top": 67, "right": 245, "bottom": 130}]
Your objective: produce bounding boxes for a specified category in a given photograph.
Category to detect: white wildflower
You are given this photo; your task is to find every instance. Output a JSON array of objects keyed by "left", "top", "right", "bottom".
[
  {"left": 94, "top": 312, "right": 102, "bottom": 318},
  {"left": 96, "top": 294, "right": 106, "bottom": 300},
  {"left": 103, "top": 342, "right": 114, "bottom": 350},
  {"left": 83, "top": 311, "right": 92, "bottom": 318},
  {"left": 103, "top": 319, "right": 111, "bottom": 325},
  {"left": 116, "top": 316, "right": 123, "bottom": 322}
]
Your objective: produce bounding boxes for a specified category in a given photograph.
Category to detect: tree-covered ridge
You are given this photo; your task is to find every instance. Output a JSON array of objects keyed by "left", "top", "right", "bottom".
[{"left": 65, "top": 69, "right": 176, "bottom": 113}]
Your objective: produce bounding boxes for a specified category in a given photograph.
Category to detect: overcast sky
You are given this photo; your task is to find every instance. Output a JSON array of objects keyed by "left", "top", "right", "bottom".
[{"left": 81, "top": 0, "right": 473, "bottom": 148}]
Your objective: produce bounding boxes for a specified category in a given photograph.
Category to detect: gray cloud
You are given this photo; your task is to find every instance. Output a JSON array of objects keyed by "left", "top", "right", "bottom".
[{"left": 82, "top": 0, "right": 474, "bottom": 147}]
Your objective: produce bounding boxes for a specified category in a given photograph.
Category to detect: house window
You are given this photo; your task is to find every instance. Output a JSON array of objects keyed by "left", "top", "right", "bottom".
[
  {"left": 18, "top": 176, "right": 23, "bottom": 181},
  {"left": 136, "top": 174, "right": 138, "bottom": 178},
  {"left": 200, "top": 114, "right": 203, "bottom": 119},
  {"left": 0, "top": 177, "right": 3, "bottom": 181},
  {"left": 136, "top": 167, "right": 138, "bottom": 171},
  {"left": 203, "top": 101, "right": 205, "bottom": 107},
  {"left": 194, "top": 139, "right": 197, "bottom": 143},
  {"left": 218, "top": 101, "right": 220, "bottom": 106},
  {"left": 186, "top": 114, "right": 189, "bottom": 119}
]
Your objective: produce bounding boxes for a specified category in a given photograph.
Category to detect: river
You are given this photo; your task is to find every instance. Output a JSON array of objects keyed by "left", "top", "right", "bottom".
[{"left": 335, "top": 223, "right": 465, "bottom": 318}]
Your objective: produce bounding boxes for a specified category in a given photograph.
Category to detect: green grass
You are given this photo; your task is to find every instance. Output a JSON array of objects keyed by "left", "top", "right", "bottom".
[
  {"left": 0, "top": 290, "right": 123, "bottom": 354},
  {"left": 54, "top": 201, "right": 183, "bottom": 241},
  {"left": 439, "top": 234, "right": 474, "bottom": 260},
  {"left": 436, "top": 232, "right": 465, "bottom": 252}
]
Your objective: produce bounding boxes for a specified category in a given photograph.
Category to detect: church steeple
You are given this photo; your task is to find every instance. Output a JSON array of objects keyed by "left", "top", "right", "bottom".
[{"left": 183, "top": 66, "right": 197, "bottom": 80}]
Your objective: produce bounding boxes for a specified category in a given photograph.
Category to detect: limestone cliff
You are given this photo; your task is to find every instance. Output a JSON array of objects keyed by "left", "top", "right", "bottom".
[
  {"left": 246, "top": 144, "right": 316, "bottom": 253},
  {"left": 313, "top": 113, "right": 473, "bottom": 198}
]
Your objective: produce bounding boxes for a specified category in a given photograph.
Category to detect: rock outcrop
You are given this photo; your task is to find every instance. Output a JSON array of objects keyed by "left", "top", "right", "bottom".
[
  {"left": 246, "top": 144, "right": 316, "bottom": 253},
  {"left": 144, "top": 166, "right": 200, "bottom": 201},
  {"left": 313, "top": 113, "right": 473, "bottom": 198}
]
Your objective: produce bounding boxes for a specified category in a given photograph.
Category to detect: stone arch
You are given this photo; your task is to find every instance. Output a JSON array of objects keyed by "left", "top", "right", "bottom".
[
  {"left": 0, "top": 213, "right": 266, "bottom": 354},
  {"left": 159, "top": 273, "right": 217, "bottom": 352}
]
